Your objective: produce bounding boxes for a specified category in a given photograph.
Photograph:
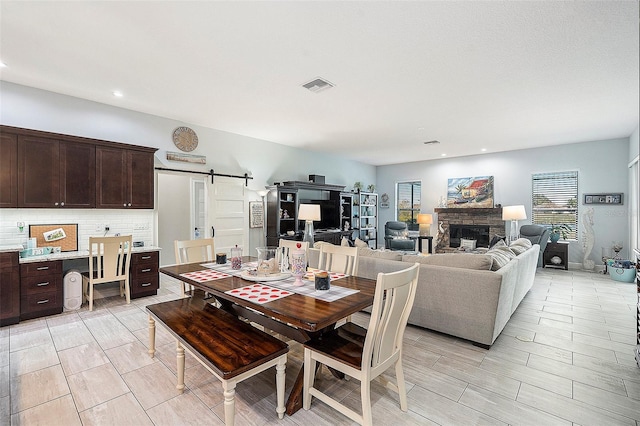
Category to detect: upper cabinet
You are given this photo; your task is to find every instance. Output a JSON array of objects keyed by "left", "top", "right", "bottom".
[
  {"left": 96, "top": 147, "right": 155, "bottom": 209},
  {"left": 1, "top": 125, "right": 156, "bottom": 210},
  {"left": 17, "top": 136, "right": 96, "bottom": 208},
  {"left": 0, "top": 133, "right": 18, "bottom": 208}
]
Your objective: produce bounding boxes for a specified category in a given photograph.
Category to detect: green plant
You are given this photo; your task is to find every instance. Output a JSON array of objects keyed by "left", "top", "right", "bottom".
[{"left": 549, "top": 223, "right": 571, "bottom": 240}]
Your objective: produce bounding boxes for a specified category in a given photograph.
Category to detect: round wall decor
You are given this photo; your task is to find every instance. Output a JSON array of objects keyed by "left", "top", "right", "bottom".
[{"left": 172, "top": 126, "right": 198, "bottom": 152}]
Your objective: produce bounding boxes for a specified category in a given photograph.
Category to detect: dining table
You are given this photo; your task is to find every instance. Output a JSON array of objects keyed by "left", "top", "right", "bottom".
[{"left": 158, "top": 256, "right": 376, "bottom": 415}]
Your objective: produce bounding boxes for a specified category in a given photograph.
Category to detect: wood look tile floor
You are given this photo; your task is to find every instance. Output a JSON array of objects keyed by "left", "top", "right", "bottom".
[{"left": 2, "top": 268, "right": 639, "bottom": 425}]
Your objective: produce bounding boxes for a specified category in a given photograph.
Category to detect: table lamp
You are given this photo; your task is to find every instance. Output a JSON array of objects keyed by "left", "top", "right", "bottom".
[
  {"left": 417, "top": 213, "right": 433, "bottom": 236},
  {"left": 502, "top": 205, "right": 527, "bottom": 245},
  {"left": 298, "top": 204, "right": 321, "bottom": 246}
]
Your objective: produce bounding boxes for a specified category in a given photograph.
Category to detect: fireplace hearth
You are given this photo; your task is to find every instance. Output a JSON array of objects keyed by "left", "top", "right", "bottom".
[{"left": 449, "top": 224, "right": 490, "bottom": 248}]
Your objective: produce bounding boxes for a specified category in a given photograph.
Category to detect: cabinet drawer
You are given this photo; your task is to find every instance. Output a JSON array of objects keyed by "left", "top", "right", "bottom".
[
  {"left": 21, "top": 261, "right": 62, "bottom": 277},
  {"left": 21, "top": 274, "right": 61, "bottom": 295},
  {"left": 131, "top": 262, "right": 158, "bottom": 278},
  {"left": 21, "top": 290, "right": 61, "bottom": 315},
  {"left": 132, "top": 251, "right": 158, "bottom": 265},
  {"left": 131, "top": 275, "right": 159, "bottom": 297}
]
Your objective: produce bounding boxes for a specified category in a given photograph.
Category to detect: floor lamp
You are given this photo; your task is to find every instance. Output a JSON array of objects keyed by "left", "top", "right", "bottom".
[
  {"left": 502, "top": 205, "right": 527, "bottom": 245},
  {"left": 298, "top": 204, "right": 321, "bottom": 247}
]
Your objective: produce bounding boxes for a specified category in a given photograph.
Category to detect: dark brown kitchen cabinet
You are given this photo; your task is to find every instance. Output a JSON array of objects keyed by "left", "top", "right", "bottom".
[
  {"left": 96, "top": 147, "right": 154, "bottom": 209},
  {"left": 20, "top": 260, "right": 63, "bottom": 320},
  {"left": 0, "top": 252, "right": 20, "bottom": 326},
  {"left": 0, "top": 133, "right": 18, "bottom": 208},
  {"left": 17, "top": 136, "right": 96, "bottom": 208}
]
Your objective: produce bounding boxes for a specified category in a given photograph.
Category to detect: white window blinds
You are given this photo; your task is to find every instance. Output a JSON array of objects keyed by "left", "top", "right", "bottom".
[
  {"left": 397, "top": 181, "right": 421, "bottom": 230},
  {"left": 532, "top": 171, "right": 578, "bottom": 240}
]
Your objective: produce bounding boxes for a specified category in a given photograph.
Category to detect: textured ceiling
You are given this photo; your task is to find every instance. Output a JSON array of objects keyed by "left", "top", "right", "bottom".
[{"left": 1, "top": 1, "right": 638, "bottom": 165}]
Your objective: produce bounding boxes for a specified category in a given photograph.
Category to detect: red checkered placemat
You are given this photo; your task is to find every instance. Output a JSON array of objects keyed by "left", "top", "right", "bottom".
[
  {"left": 179, "top": 269, "right": 231, "bottom": 283},
  {"left": 304, "top": 268, "right": 348, "bottom": 281},
  {"left": 225, "top": 284, "right": 293, "bottom": 304}
]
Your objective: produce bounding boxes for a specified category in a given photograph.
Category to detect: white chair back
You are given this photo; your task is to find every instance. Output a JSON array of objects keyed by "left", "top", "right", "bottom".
[
  {"left": 89, "top": 235, "right": 132, "bottom": 284},
  {"left": 278, "top": 239, "right": 309, "bottom": 265},
  {"left": 318, "top": 244, "right": 358, "bottom": 275},
  {"left": 174, "top": 238, "right": 215, "bottom": 264}
]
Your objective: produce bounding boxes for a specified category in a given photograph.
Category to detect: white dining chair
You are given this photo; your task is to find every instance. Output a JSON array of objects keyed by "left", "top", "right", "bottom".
[
  {"left": 82, "top": 235, "right": 132, "bottom": 311},
  {"left": 303, "top": 263, "right": 420, "bottom": 425},
  {"left": 174, "top": 238, "right": 215, "bottom": 295},
  {"left": 318, "top": 244, "right": 358, "bottom": 275},
  {"left": 278, "top": 239, "right": 309, "bottom": 263}
]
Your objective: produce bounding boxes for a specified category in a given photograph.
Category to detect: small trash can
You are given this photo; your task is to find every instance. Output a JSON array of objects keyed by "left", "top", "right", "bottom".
[{"left": 63, "top": 269, "right": 83, "bottom": 310}]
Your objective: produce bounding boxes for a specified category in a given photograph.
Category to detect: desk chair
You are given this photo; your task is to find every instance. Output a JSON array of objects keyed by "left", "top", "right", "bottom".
[
  {"left": 303, "top": 263, "right": 420, "bottom": 425},
  {"left": 174, "top": 238, "right": 215, "bottom": 295},
  {"left": 82, "top": 235, "right": 132, "bottom": 311}
]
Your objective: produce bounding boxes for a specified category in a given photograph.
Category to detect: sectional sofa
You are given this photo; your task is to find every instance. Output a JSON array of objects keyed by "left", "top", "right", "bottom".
[{"left": 308, "top": 240, "right": 539, "bottom": 347}]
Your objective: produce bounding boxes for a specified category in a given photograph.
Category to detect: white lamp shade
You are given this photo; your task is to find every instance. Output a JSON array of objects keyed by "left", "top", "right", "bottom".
[
  {"left": 502, "top": 205, "right": 527, "bottom": 221},
  {"left": 417, "top": 213, "right": 433, "bottom": 225},
  {"left": 298, "top": 204, "right": 321, "bottom": 221}
]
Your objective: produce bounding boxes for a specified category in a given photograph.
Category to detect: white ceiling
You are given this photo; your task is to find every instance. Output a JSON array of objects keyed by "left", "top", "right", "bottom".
[{"left": 1, "top": 1, "right": 638, "bottom": 166}]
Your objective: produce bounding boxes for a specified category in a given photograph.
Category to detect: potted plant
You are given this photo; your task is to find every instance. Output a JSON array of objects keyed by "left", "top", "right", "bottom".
[{"left": 549, "top": 223, "right": 571, "bottom": 243}]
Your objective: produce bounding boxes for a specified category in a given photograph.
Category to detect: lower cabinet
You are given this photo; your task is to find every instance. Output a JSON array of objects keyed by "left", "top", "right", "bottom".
[
  {"left": 130, "top": 251, "right": 159, "bottom": 298},
  {"left": 0, "top": 252, "right": 20, "bottom": 326},
  {"left": 20, "top": 260, "right": 63, "bottom": 320}
]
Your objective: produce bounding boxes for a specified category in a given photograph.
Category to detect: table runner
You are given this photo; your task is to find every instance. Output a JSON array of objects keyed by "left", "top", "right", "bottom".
[{"left": 200, "top": 262, "right": 359, "bottom": 302}]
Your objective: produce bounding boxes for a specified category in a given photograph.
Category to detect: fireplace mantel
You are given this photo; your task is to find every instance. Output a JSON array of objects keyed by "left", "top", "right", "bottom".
[{"left": 434, "top": 207, "right": 506, "bottom": 253}]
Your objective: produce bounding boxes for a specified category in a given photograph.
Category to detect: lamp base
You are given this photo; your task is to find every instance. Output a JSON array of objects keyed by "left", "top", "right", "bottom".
[
  {"left": 302, "top": 220, "right": 315, "bottom": 247},
  {"left": 507, "top": 220, "right": 518, "bottom": 245},
  {"left": 419, "top": 223, "right": 431, "bottom": 237}
]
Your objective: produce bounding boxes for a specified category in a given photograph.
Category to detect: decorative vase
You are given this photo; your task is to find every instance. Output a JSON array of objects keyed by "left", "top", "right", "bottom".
[
  {"left": 550, "top": 233, "right": 560, "bottom": 243},
  {"left": 291, "top": 243, "right": 306, "bottom": 286}
]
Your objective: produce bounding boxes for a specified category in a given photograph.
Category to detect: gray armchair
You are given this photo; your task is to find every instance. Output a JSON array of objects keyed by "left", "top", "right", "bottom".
[
  {"left": 519, "top": 224, "right": 550, "bottom": 267},
  {"left": 384, "top": 221, "right": 416, "bottom": 251}
]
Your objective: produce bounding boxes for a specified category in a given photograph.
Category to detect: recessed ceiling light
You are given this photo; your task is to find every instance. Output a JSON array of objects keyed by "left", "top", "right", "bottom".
[
  {"left": 0, "top": 62, "right": 7, "bottom": 68},
  {"left": 441, "top": 153, "right": 447, "bottom": 157},
  {"left": 481, "top": 148, "right": 487, "bottom": 152},
  {"left": 112, "top": 90, "right": 123, "bottom": 97}
]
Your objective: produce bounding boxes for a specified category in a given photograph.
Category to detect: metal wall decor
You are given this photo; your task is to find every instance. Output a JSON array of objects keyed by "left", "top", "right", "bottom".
[{"left": 583, "top": 193, "right": 623, "bottom": 205}]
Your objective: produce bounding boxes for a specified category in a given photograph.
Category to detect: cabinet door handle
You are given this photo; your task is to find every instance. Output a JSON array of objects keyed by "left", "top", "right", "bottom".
[
  {"left": 141, "top": 256, "right": 151, "bottom": 260},
  {"left": 37, "top": 282, "right": 49, "bottom": 287},
  {"left": 36, "top": 266, "right": 49, "bottom": 270},
  {"left": 128, "top": 203, "right": 132, "bottom": 207},
  {"left": 141, "top": 268, "right": 151, "bottom": 273},
  {"left": 54, "top": 202, "right": 59, "bottom": 206},
  {"left": 141, "top": 282, "right": 151, "bottom": 287},
  {"left": 61, "top": 202, "right": 65, "bottom": 206},
  {"left": 37, "top": 299, "right": 50, "bottom": 304}
]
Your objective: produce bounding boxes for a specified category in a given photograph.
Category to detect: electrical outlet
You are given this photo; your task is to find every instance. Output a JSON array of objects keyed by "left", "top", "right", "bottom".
[
  {"left": 104, "top": 225, "right": 110, "bottom": 232},
  {"left": 134, "top": 223, "right": 145, "bottom": 230}
]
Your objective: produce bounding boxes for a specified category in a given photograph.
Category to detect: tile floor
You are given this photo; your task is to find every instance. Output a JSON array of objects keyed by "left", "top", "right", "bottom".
[{"left": 2, "top": 268, "right": 639, "bottom": 425}]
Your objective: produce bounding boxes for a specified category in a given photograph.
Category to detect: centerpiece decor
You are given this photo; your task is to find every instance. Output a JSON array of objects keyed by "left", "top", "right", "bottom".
[{"left": 291, "top": 243, "right": 307, "bottom": 286}]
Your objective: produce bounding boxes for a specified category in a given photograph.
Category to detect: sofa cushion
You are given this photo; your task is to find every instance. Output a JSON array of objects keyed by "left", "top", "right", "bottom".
[
  {"left": 509, "top": 237, "right": 532, "bottom": 255},
  {"left": 358, "top": 247, "right": 403, "bottom": 261},
  {"left": 486, "top": 240, "right": 516, "bottom": 270},
  {"left": 354, "top": 238, "right": 369, "bottom": 248},
  {"left": 401, "top": 253, "right": 493, "bottom": 270}
]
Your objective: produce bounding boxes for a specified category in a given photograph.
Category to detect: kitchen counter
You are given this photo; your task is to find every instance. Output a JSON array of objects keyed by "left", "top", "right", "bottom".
[
  {"left": 0, "top": 245, "right": 24, "bottom": 253},
  {"left": 16, "top": 246, "right": 161, "bottom": 263}
]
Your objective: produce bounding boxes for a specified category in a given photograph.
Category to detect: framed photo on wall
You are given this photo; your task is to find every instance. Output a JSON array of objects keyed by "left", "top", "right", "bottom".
[
  {"left": 583, "top": 193, "right": 623, "bottom": 205},
  {"left": 249, "top": 201, "right": 264, "bottom": 228}
]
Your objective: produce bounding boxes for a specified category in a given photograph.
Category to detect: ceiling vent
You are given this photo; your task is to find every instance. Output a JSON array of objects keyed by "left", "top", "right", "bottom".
[
  {"left": 423, "top": 140, "right": 440, "bottom": 145},
  {"left": 302, "top": 77, "right": 334, "bottom": 93}
]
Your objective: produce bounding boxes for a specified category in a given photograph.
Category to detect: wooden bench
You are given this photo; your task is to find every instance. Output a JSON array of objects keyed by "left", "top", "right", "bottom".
[{"left": 146, "top": 297, "right": 289, "bottom": 425}]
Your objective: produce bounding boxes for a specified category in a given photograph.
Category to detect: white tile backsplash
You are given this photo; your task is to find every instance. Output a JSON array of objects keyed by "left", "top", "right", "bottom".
[{"left": 0, "top": 209, "right": 155, "bottom": 250}]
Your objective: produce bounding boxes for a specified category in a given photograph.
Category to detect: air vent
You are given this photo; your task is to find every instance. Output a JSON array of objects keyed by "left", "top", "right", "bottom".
[
  {"left": 302, "top": 77, "right": 335, "bottom": 93},
  {"left": 423, "top": 140, "right": 440, "bottom": 145}
]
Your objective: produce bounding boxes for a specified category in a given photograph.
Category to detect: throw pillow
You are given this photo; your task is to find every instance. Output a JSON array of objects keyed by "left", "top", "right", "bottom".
[
  {"left": 460, "top": 238, "right": 477, "bottom": 250},
  {"left": 401, "top": 253, "right": 493, "bottom": 270},
  {"left": 358, "top": 247, "right": 403, "bottom": 261},
  {"left": 486, "top": 240, "right": 516, "bottom": 270},
  {"left": 341, "top": 237, "right": 351, "bottom": 247},
  {"left": 313, "top": 241, "right": 333, "bottom": 249},
  {"left": 489, "top": 235, "right": 506, "bottom": 248},
  {"left": 509, "top": 237, "right": 532, "bottom": 255},
  {"left": 354, "top": 238, "right": 369, "bottom": 248}
]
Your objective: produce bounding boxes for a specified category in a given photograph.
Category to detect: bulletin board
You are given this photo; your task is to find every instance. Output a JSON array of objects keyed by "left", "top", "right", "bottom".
[{"left": 29, "top": 224, "right": 79, "bottom": 252}]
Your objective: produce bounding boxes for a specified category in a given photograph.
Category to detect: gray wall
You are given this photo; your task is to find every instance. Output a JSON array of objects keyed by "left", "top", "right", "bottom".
[{"left": 376, "top": 138, "right": 631, "bottom": 266}]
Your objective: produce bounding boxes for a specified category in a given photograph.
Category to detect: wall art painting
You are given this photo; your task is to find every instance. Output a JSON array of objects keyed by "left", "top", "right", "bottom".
[{"left": 447, "top": 176, "right": 494, "bottom": 208}]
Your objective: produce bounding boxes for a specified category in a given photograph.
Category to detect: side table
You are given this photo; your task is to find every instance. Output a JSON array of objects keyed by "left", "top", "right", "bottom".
[
  {"left": 543, "top": 241, "right": 569, "bottom": 270},
  {"left": 417, "top": 236, "right": 433, "bottom": 254}
]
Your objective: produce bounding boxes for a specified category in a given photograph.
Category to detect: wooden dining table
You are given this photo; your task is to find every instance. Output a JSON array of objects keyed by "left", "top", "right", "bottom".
[{"left": 159, "top": 257, "right": 376, "bottom": 415}]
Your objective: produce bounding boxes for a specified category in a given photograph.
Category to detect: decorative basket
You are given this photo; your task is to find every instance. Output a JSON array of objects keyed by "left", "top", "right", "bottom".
[{"left": 609, "top": 267, "right": 636, "bottom": 283}]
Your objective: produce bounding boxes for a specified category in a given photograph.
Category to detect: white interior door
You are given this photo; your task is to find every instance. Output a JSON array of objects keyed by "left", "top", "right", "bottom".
[{"left": 209, "top": 177, "right": 247, "bottom": 256}]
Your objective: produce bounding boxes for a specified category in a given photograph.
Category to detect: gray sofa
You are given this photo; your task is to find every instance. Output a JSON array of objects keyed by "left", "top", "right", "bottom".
[{"left": 309, "top": 242, "right": 539, "bottom": 347}]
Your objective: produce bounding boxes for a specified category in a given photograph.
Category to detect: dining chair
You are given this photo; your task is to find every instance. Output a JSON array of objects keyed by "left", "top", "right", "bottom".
[
  {"left": 318, "top": 244, "right": 358, "bottom": 275},
  {"left": 174, "top": 238, "right": 215, "bottom": 295},
  {"left": 278, "top": 239, "right": 309, "bottom": 262},
  {"left": 302, "top": 262, "right": 420, "bottom": 425},
  {"left": 82, "top": 235, "right": 133, "bottom": 311}
]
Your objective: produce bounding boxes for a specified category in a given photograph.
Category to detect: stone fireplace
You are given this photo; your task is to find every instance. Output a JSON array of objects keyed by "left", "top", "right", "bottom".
[{"left": 434, "top": 208, "right": 506, "bottom": 253}]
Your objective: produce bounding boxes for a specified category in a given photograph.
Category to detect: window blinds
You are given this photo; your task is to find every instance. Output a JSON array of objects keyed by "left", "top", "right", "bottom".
[{"left": 532, "top": 171, "right": 578, "bottom": 239}]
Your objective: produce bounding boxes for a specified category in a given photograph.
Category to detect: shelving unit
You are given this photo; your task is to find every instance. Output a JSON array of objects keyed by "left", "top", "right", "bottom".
[
  {"left": 339, "top": 192, "right": 355, "bottom": 235},
  {"left": 266, "top": 187, "right": 299, "bottom": 246},
  {"left": 355, "top": 192, "right": 378, "bottom": 248},
  {"left": 634, "top": 248, "right": 639, "bottom": 368}
]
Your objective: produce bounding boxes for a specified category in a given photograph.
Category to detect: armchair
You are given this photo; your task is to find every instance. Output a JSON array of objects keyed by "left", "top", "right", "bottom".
[
  {"left": 519, "top": 224, "right": 550, "bottom": 267},
  {"left": 384, "top": 221, "right": 416, "bottom": 251}
]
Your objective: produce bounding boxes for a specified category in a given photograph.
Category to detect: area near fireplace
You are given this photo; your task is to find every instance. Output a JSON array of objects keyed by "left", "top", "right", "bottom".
[{"left": 434, "top": 208, "right": 506, "bottom": 253}]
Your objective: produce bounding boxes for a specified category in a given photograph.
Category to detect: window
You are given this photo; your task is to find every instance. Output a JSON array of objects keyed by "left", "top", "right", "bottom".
[
  {"left": 532, "top": 171, "right": 578, "bottom": 239},
  {"left": 397, "top": 181, "right": 421, "bottom": 230}
]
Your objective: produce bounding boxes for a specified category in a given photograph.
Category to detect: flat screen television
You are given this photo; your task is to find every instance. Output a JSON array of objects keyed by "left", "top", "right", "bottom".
[{"left": 299, "top": 199, "right": 340, "bottom": 230}]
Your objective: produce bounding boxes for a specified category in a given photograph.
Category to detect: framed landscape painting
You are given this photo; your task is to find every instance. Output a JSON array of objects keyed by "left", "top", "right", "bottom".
[{"left": 447, "top": 176, "right": 494, "bottom": 208}]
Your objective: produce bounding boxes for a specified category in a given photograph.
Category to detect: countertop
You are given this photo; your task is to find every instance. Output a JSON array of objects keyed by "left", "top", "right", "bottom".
[{"left": 0, "top": 245, "right": 161, "bottom": 263}]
